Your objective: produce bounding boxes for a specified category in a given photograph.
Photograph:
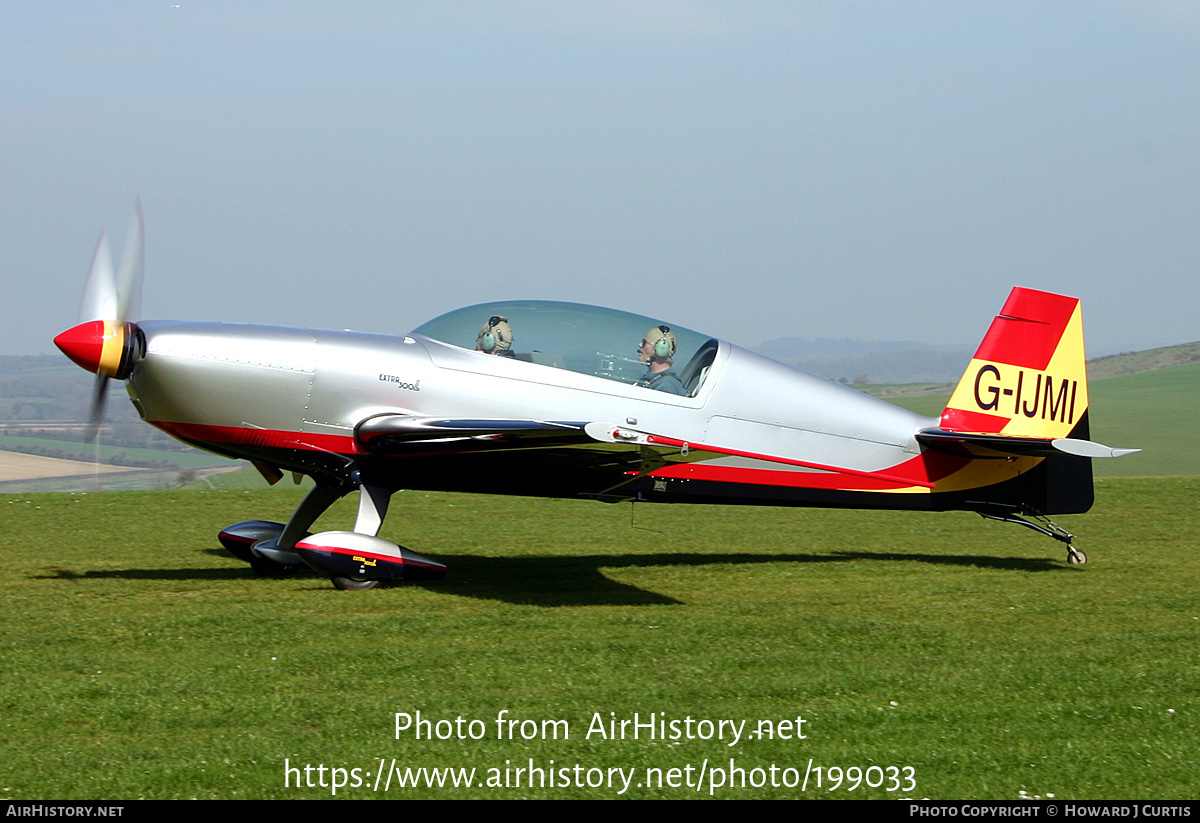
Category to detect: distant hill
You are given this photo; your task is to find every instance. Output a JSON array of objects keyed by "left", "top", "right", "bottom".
[
  {"left": 752, "top": 337, "right": 974, "bottom": 384},
  {"left": 0, "top": 353, "right": 182, "bottom": 428},
  {"left": 753, "top": 337, "right": 1200, "bottom": 388},
  {"left": 1084, "top": 360, "right": 1200, "bottom": 477},
  {"left": 1086, "top": 341, "right": 1200, "bottom": 380},
  {"left": 0, "top": 354, "right": 72, "bottom": 376},
  {"left": 0, "top": 354, "right": 213, "bottom": 463}
]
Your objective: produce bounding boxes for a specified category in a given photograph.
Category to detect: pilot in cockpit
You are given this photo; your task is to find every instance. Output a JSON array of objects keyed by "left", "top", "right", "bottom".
[
  {"left": 635, "top": 325, "right": 687, "bottom": 395},
  {"left": 475, "top": 315, "right": 515, "bottom": 356}
]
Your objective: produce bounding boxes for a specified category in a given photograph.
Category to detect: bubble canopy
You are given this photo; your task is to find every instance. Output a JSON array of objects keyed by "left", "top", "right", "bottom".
[{"left": 412, "top": 300, "right": 719, "bottom": 395}]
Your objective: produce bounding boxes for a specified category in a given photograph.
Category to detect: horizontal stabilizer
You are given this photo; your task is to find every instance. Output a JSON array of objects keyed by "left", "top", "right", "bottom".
[
  {"left": 1050, "top": 439, "right": 1141, "bottom": 459},
  {"left": 917, "top": 428, "right": 1140, "bottom": 459}
]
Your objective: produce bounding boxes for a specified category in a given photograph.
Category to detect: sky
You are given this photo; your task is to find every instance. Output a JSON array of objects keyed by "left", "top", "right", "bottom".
[{"left": 4, "top": 2, "right": 1198, "bottom": 358}]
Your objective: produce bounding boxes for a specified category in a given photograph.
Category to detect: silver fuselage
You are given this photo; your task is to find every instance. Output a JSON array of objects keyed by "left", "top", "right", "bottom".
[{"left": 127, "top": 320, "right": 933, "bottom": 482}]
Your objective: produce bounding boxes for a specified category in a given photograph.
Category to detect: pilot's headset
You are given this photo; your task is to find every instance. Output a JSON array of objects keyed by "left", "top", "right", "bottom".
[
  {"left": 478, "top": 315, "right": 513, "bottom": 353},
  {"left": 646, "top": 325, "right": 677, "bottom": 360}
]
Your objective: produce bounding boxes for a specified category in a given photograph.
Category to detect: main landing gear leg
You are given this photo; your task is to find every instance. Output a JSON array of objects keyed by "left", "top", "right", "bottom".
[
  {"left": 353, "top": 483, "right": 391, "bottom": 538},
  {"left": 979, "top": 511, "right": 1087, "bottom": 565},
  {"left": 250, "top": 483, "right": 347, "bottom": 576},
  {"left": 280, "top": 483, "right": 347, "bottom": 548},
  {"left": 219, "top": 481, "right": 351, "bottom": 575}
]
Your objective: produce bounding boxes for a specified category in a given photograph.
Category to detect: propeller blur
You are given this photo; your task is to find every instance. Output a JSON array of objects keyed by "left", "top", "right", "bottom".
[{"left": 59, "top": 202, "right": 145, "bottom": 442}]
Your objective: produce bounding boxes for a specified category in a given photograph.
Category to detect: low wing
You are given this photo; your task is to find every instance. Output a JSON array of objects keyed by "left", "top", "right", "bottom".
[
  {"left": 354, "top": 415, "right": 936, "bottom": 488},
  {"left": 355, "top": 414, "right": 590, "bottom": 454},
  {"left": 916, "top": 428, "right": 1140, "bottom": 459}
]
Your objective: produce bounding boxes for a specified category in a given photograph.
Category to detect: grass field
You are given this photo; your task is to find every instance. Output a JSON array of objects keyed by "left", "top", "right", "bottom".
[
  {"left": 0, "top": 433, "right": 226, "bottom": 470},
  {"left": 1, "top": 478, "right": 1196, "bottom": 799},
  {"left": 0, "top": 451, "right": 130, "bottom": 483}
]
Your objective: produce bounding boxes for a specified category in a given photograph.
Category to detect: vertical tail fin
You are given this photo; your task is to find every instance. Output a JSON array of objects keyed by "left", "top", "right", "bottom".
[{"left": 942, "top": 288, "right": 1089, "bottom": 440}]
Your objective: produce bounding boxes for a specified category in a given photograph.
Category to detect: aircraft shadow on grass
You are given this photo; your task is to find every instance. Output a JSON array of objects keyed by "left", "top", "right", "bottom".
[{"left": 37, "top": 548, "right": 1066, "bottom": 607}]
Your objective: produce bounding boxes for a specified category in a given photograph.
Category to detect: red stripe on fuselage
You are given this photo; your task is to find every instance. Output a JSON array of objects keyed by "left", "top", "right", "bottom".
[
  {"left": 152, "top": 421, "right": 362, "bottom": 454},
  {"left": 643, "top": 434, "right": 939, "bottom": 489},
  {"left": 647, "top": 450, "right": 967, "bottom": 492},
  {"left": 154, "top": 420, "right": 973, "bottom": 496}
]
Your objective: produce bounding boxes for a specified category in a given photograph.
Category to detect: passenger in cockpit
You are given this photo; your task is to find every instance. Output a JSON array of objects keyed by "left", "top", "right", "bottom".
[
  {"left": 475, "top": 316, "right": 515, "bottom": 356},
  {"left": 635, "top": 325, "right": 687, "bottom": 395}
]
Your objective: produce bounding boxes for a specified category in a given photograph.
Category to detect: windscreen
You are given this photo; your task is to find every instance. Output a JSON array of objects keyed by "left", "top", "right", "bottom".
[{"left": 412, "top": 300, "right": 718, "bottom": 396}]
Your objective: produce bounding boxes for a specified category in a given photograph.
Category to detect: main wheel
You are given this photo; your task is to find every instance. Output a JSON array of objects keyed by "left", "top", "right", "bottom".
[{"left": 332, "top": 576, "right": 380, "bottom": 591}]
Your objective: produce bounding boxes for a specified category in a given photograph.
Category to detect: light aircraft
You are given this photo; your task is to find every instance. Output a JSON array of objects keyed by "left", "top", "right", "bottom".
[{"left": 55, "top": 207, "right": 1138, "bottom": 589}]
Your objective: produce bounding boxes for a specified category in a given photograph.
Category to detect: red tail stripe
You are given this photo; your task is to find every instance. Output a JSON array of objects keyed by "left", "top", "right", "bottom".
[
  {"left": 974, "top": 288, "right": 1078, "bottom": 371},
  {"left": 940, "top": 408, "right": 1009, "bottom": 434}
]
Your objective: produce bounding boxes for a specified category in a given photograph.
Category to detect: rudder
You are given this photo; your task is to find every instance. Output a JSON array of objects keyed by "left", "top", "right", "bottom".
[{"left": 942, "top": 287, "right": 1089, "bottom": 440}]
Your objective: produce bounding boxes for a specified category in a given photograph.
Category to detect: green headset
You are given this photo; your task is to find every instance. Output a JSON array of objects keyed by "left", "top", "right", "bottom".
[
  {"left": 479, "top": 315, "right": 511, "bottom": 353},
  {"left": 648, "top": 324, "right": 676, "bottom": 359}
]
